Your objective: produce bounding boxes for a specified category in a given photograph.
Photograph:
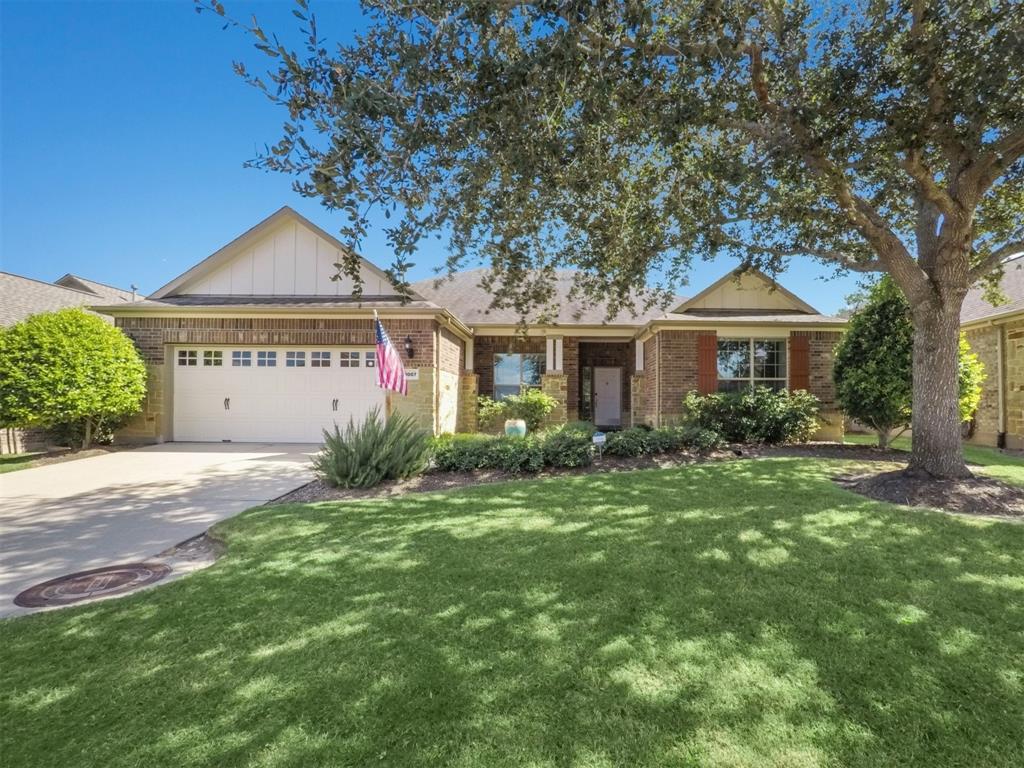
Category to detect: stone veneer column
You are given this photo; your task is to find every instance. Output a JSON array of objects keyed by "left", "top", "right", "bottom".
[
  {"left": 629, "top": 374, "right": 646, "bottom": 427},
  {"left": 390, "top": 367, "right": 437, "bottom": 432},
  {"left": 541, "top": 373, "right": 569, "bottom": 426},
  {"left": 457, "top": 373, "right": 479, "bottom": 433}
]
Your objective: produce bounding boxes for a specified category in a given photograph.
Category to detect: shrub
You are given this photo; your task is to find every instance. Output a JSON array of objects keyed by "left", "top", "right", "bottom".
[
  {"left": 485, "top": 435, "right": 545, "bottom": 473},
  {"left": 834, "top": 276, "right": 986, "bottom": 447},
  {"left": 432, "top": 433, "right": 493, "bottom": 472},
  {"left": 313, "top": 408, "right": 431, "bottom": 488},
  {"left": 562, "top": 420, "right": 597, "bottom": 435},
  {"left": 0, "top": 308, "right": 147, "bottom": 449},
  {"left": 603, "top": 427, "right": 651, "bottom": 457},
  {"left": 682, "top": 388, "right": 820, "bottom": 444},
  {"left": 541, "top": 427, "right": 593, "bottom": 467},
  {"left": 477, "top": 388, "right": 558, "bottom": 433}
]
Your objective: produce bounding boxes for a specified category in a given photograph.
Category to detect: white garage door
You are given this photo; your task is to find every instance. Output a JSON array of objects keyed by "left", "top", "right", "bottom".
[{"left": 172, "top": 346, "right": 386, "bottom": 443}]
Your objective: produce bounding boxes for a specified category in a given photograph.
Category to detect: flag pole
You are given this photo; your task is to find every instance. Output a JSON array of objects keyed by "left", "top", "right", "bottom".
[{"left": 373, "top": 309, "right": 393, "bottom": 417}]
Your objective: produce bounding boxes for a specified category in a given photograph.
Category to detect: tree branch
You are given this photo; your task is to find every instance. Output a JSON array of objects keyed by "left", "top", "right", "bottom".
[
  {"left": 901, "top": 149, "right": 959, "bottom": 218},
  {"left": 719, "top": 237, "right": 884, "bottom": 273},
  {"left": 969, "top": 240, "right": 1024, "bottom": 282}
]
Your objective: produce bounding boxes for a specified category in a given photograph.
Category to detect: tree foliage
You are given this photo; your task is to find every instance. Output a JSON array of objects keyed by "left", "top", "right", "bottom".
[
  {"left": 834, "top": 278, "right": 985, "bottom": 447},
  {"left": 198, "top": 0, "right": 1023, "bottom": 477},
  {"left": 0, "top": 309, "right": 147, "bottom": 449}
]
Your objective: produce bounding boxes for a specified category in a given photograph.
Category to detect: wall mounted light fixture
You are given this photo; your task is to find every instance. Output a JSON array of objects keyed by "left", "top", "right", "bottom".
[{"left": 404, "top": 336, "right": 415, "bottom": 359}]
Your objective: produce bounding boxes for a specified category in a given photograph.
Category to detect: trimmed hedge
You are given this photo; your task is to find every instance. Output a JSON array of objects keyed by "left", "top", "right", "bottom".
[{"left": 602, "top": 425, "right": 724, "bottom": 457}]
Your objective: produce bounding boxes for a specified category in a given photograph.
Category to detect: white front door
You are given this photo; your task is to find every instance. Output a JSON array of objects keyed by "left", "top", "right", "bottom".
[
  {"left": 593, "top": 367, "right": 622, "bottom": 426},
  {"left": 172, "top": 346, "right": 386, "bottom": 443}
]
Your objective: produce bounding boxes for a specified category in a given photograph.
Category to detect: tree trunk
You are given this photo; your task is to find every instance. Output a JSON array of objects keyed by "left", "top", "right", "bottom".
[
  {"left": 82, "top": 418, "right": 92, "bottom": 451},
  {"left": 876, "top": 429, "right": 890, "bottom": 449},
  {"left": 907, "top": 307, "right": 971, "bottom": 478}
]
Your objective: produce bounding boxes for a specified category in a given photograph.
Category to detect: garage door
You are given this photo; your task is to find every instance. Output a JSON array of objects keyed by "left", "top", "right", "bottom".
[{"left": 172, "top": 346, "right": 386, "bottom": 443}]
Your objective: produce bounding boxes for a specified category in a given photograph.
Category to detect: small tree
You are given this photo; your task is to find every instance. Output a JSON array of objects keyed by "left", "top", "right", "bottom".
[
  {"left": 835, "top": 278, "right": 985, "bottom": 449},
  {"left": 0, "top": 309, "right": 147, "bottom": 449}
]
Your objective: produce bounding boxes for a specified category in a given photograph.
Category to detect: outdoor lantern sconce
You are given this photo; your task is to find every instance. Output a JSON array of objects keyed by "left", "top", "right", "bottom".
[{"left": 404, "top": 336, "right": 415, "bottom": 359}]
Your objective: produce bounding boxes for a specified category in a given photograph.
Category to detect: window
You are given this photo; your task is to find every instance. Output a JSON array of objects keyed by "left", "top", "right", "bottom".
[
  {"left": 232, "top": 350, "right": 252, "bottom": 367},
  {"left": 286, "top": 351, "right": 306, "bottom": 368},
  {"left": 717, "top": 339, "right": 787, "bottom": 392},
  {"left": 338, "top": 351, "right": 360, "bottom": 368},
  {"left": 365, "top": 351, "right": 376, "bottom": 368},
  {"left": 203, "top": 350, "right": 223, "bottom": 367},
  {"left": 494, "top": 353, "right": 545, "bottom": 400},
  {"left": 257, "top": 351, "right": 277, "bottom": 367},
  {"left": 177, "top": 349, "right": 198, "bottom": 366},
  {"left": 311, "top": 351, "right": 331, "bottom": 368}
]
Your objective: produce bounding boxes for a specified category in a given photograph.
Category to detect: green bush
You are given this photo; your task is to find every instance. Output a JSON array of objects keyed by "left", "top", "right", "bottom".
[
  {"left": 603, "top": 427, "right": 651, "bottom": 457},
  {"left": 485, "top": 436, "right": 545, "bottom": 473},
  {"left": 0, "top": 308, "right": 147, "bottom": 448},
  {"left": 603, "top": 425, "right": 725, "bottom": 457},
  {"left": 432, "top": 434, "right": 493, "bottom": 472},
  {"left": 682, "top": 388, "right": 820, "bottom": 444},
  {"left": 541, "top": 427, "right": 594, "bottom": 467},
  {"left": 477, "top": 388, "right": 558, "bottom": 433},
  {"left": 313, "top": 408, "right": 432, "bottom": 488},
  {"left": 433, "top": 433, "right": 544, "bottom": 473}
]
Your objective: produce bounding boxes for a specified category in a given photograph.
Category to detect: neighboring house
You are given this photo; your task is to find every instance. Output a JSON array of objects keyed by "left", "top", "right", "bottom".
[
  {"left": 0, "top": 271, "right": 136, "bottom": 452},
  {"left": 95, "top": 206, "right": 847, "bottom": 444},
  {"left": 962, "top": 257, "right": 1024, "bottom": 450}
]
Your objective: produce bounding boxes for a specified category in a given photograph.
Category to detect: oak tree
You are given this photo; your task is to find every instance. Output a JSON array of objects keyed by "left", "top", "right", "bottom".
[{"left": 200, "top": 0, "right": 1024, "bottom": 477}]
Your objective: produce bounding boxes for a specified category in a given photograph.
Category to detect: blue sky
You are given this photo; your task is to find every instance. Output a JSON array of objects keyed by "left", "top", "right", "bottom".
[{"left": 1, "top": 0, "right": 861, "bottom": 311}]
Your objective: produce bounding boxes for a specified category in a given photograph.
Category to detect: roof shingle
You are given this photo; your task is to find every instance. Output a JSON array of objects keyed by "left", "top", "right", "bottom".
[{"left": 961, "top": 258, "right": 1024, "bottom": 324}]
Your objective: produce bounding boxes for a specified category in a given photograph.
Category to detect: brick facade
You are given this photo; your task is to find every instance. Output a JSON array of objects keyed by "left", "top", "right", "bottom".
[{"left": 966, "top": 319, "right": 1024, "bottom": 450}]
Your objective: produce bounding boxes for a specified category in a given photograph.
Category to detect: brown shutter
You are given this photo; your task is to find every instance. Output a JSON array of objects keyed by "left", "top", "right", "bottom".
[
  {"left": 789, "top": 334, "right": 810, "bottom": 391},
  {"left": 697, "top": 332, "right": 718, "bottom": 394}
]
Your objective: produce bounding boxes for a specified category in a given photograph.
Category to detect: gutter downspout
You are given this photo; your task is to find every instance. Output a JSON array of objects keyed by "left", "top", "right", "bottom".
[{"left": 997, "top": 325, "right": 1007, "bottom": 448}]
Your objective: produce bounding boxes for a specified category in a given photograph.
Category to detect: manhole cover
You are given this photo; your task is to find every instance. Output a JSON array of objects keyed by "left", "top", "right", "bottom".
[{"left": 14, "top": 563, "right": 172, "bottom": 608}]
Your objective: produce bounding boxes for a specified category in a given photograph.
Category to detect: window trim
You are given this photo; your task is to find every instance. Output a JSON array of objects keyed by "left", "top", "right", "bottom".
[
  {"left": 716, "top": 337, "right": 788, "bottom": 392},
  {"left": 256, "top": 350, "right": 278, "bottom": 368},
  {"left": 177, "top": 349, "right": 198, "bottom": 367},
  {"left": 203, "top": 350, "right": 223, "bottom": 367},
  {"left": 285, "top": 350, "right": 306, "bottom": 368}
]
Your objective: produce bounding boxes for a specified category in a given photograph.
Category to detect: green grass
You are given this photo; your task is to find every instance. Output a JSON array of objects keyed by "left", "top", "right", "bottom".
[
  {"left": 844, "top": 432, "right": 1024, "bottom": 486},
  {"left": 0, "top": 453, "right": 41, "bottom": 474},
  {"left": 2, "top": 459, "right": 1022, "bottom": 767}
]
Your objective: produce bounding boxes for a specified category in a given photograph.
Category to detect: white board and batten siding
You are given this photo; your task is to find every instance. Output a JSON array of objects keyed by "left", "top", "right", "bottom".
[
  {"left": 180, "top": 221, "right": 392, "bottom": 297},
  {"left": 680, "top": 271, "right": 810, "bottom": 313}
]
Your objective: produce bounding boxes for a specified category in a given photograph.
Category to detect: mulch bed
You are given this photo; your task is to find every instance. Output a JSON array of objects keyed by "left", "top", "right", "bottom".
[
  {"left": 835, "top": 470, "right": 1024, "bottom": 519},
  {"left": 276, "top": 441, "right": 1024, "bottom": 520}
]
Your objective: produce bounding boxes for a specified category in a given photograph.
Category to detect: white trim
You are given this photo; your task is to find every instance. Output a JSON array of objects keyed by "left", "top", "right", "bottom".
[
  {"left": 554, "top": 337, "right": 564, "bottom": 371},
  {"left": 546, "top": 338, "right": 555, "bottom": 370},
  {"left": 635, "top": 340, "right": 645, "bottom": 372}
]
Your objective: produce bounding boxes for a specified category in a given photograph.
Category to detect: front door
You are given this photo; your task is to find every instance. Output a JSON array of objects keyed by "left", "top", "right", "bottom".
[{"left": 593, "top": 367, "right": 622, "bottom": 426}]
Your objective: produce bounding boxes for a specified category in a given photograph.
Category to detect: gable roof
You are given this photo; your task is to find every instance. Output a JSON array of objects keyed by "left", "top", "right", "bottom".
[
  {"left": 412, "top": 268, "right": 682, "bottom": 326},
  {"left": 0, "top": 272, "right": 114, "bottom": 326},
  {"left": 150, "top": 206, "right": 416, "bottom": 300},
  {"left": 54, "top": 274, "right": 136, "bottom": 303},
  {"left": 671, "top": 268, "right": 819, "bottom": 315},
  {"left": 962, "top": 258, "right": 1024, "bottom": 325}
]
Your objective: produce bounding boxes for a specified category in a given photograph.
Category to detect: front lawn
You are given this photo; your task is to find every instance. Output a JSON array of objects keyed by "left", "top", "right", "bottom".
[
  {"left": 2, "top": 458, "right": 1022, "bottom": 767},
  {"left": 844, "top": 432, "right": 1024, "bottom": 486},
  {"left": 0, "top": 453, "right": 41, "bottom": 474}
]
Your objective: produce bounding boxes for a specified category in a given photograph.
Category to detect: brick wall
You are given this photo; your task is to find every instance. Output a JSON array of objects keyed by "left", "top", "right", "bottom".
[
  {"left": 115, "top": 316, "right": 438, "bottom": 368},
  {"left": 1005, "top": 320, "right": 1024, "bottom": 448},
  {"left": 456, "top": 374, "right": 479, "bottom": 433},
  {"left": 790, "top": 331, "right": 841, "bottom": 409},
  {"left": 642, "top": 335, "right": 659, "bottom": 425},
  {"left": 653, "top": 329, "right": 700, "bottom": 424},
  {"left": 965, "top": 325, "right": 1001, "bottom": 445},
  {"left": 438, "top": 327, "right": 464, "bottom": 374}
]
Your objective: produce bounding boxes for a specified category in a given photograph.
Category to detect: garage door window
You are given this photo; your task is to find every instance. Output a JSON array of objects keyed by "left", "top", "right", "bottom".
[
  {"left": 311, "top": 351, "right": 331, "bottom": 367},
  {"left": 339, "top": 351, "right": 360, "bottom": 367},
  {"left": 257, "top": 351, "right": 277, "bottom": 367},
  {"left": 365, "top": 351, "right": 376, "bottom": 368},
  {"left": 177, "top": 350, "right": 198, "bottom": 366},
  {"left": 232, "top": 351, "right": 252, "bottom": 367},
  {"left": 203, "top": 351, "right": 223, "bottom": 367},
  {"left": 286, "top": 351, "right": 306, "bottom": 367}
]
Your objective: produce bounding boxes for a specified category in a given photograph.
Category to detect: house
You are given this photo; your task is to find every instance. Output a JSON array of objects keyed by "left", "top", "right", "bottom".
[
  {"left": 962, "top": 258, "right": 1024, "bottom": 450},
  {"left": 0, "top": 271, "right": 137, "bottom": 452},
  {"left": 0, "top": 272, "right": 134, "bottom": 327},
  {"left": 94, "top": 206, "right": 847, "bottom": 444}
]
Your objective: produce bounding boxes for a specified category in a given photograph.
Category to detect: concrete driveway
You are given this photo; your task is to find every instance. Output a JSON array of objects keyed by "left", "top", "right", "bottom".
[{"left": 0, "top": 443, "right": 314, "bottom": 617}]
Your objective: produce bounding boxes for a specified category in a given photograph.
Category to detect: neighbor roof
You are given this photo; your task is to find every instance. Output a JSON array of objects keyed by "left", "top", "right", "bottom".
[
  {"left": 54, "top": 274, "right": 136, "bottom": 303},
  {"left": 0, "top": 272, "right": 114, "bottom": 326},
  {"left": 961, "top": 258, "right": 1024, "bottom": 325},
  {"left": 412, "top": 268, "right": 682, "bottom": 326}
]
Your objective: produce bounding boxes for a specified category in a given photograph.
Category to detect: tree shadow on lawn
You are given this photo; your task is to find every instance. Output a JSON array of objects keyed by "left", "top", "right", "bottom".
[{"left": 2, "top": 458, "right": 1022, "bottom": 768}]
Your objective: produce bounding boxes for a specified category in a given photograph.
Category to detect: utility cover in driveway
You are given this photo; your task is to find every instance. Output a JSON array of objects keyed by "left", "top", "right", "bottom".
[{"left": 14, "top": 563, "right": 171, "bottom": 608}]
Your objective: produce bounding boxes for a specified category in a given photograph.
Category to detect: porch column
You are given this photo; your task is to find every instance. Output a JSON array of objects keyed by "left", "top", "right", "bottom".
[{"left": 542, "top": 334, "right": 568, "bottom": 425}]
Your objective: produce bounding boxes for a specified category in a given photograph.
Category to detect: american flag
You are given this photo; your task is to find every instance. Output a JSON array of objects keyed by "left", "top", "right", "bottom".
[{"left": 374, "top": 312, "right": 408, "bottom": 396}]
